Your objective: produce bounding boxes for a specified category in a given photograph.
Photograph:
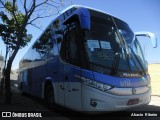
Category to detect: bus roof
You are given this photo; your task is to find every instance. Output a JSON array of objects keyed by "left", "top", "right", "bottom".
[
  {"left": 39, "top": 5, "right": 127, "bottom": 43},
  {"left": 60, "top": 5, "right": 126, "bottom": 24}
]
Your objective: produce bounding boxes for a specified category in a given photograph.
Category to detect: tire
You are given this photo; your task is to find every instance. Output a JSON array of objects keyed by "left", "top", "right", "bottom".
[
  {"left": 19, "top": 82, "right": 22, "bottom": 90},
  {"left": 45, "top": 84, "right": 56, "bottom": 110}
]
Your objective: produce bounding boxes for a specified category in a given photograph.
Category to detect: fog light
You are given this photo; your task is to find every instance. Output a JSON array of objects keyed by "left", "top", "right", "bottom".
[{"left": 90, "top": 99, "right": 97, "bottom": 107}]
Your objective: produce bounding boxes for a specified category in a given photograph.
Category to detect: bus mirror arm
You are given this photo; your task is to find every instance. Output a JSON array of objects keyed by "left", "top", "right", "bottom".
[{"left": 135, "top": 31, "right": 157, "bottom": 48}]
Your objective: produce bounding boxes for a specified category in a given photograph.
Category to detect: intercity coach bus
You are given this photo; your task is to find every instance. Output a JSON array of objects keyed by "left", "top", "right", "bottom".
[{"left": 18, "top": 5, "right": 157, "bottom": 111}]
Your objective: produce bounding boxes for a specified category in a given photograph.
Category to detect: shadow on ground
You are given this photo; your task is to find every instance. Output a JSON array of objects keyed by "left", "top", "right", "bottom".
[{"left": 0, "top": 80, "right": 160, "bottom": 120}]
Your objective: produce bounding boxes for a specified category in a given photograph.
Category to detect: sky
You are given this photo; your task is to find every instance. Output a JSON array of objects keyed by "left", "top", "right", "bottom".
[{"left": 0, "top": 0, "right": 160, "bottom": 69}]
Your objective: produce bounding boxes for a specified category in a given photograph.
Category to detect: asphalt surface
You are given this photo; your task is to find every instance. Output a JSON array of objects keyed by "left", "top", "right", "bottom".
[{"left": 0, "top": 79, "right": 160, "bottom": 120}]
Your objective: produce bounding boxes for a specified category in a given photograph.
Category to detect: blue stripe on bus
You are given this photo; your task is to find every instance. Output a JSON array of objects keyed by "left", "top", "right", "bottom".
[
  {"left": 60, "top": 67, "right": 149, "bottom": 88},
  {"left": 93, "top": 71, "right": 150, "bottom": 88}
]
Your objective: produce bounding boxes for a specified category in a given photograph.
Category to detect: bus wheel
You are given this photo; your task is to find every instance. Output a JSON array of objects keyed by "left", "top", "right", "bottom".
[{"left": 45, "top": 84, "right": 56, "bottom": 110}]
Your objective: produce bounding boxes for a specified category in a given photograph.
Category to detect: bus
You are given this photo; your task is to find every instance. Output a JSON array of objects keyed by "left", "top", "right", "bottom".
[{"left": 18, "top": 5, "right": 157, "bottom": 111}]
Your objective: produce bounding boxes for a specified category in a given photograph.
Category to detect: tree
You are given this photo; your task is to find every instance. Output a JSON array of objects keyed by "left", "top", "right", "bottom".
[{"left": 0, "top": 0, "right": 65, "bottom": 104}]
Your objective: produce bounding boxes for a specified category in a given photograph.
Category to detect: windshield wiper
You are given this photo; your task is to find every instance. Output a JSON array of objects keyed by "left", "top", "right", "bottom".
[
  {"left": 129, "top": 47, "right": 146, "bottom": 74},
  {"left": 110, "top": 52, "right": 120, "bottom": 75}
]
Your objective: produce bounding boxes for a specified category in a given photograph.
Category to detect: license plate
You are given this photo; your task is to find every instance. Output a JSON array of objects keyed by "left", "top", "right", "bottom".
[{"left": 127, "top": 98, "right": 139, "bottom": 105}]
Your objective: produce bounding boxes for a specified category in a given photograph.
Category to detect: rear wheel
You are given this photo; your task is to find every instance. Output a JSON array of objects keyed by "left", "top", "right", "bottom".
[{"left": 45, "top": 84, "right": 56, "bottom": 110}]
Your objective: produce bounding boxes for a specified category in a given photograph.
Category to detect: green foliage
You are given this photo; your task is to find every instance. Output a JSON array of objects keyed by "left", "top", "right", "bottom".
[
  {"left": 16, "top": 12, "right": 25, "bottom": 25},
  {"left": 5, "top": 1, "right": 18, "bottom": 12},
  {"left": 0, "top": 1, "right": 32, "bottom": 50}
]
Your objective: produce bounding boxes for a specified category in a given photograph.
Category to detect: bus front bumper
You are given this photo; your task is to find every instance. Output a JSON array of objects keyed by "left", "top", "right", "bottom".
[{"left": 82, "top": 84, "right": 151, "bottom": 111}]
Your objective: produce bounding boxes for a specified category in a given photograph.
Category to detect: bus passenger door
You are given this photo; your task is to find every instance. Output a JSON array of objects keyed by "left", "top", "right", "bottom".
[
  {"left": 63, "top": 65, "right": 82, "bottom": 110},
  {"left": 59, "top": 22, "right": 83, "bottom": 110}
]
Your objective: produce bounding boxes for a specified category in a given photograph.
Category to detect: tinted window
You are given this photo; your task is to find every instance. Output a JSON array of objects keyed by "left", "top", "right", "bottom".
[
  {"left": 32, "top": 28, "right": 53, "bottom": 60},
  {"left": 60, "top": 22, "right": 80, "bottom": 66}
]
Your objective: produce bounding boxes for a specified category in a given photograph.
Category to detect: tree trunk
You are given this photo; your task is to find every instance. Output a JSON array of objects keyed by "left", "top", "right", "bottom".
[
  {"left": 5, "top": 47, "right": 19, "bottom": 105},
  {"left": 5, "top": 60, "right": 12, "bottom": 104},
  {"left": 0, "top": 70, "right": 5, "bottom": 95}
]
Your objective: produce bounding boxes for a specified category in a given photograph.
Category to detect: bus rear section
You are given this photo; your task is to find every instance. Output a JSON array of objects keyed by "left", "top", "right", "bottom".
[{"left": 18, "top": 5, "right": 156, "bottom": 112}]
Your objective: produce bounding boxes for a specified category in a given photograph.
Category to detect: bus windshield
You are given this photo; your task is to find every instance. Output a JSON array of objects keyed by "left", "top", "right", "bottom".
[{"left": 84, "top": 14, "right": 147, "bottom": 76}]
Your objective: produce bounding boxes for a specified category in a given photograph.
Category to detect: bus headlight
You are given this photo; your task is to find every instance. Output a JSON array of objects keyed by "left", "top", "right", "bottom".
[{"left": 81, "top": 77, "right": 113, "bottom": 91}]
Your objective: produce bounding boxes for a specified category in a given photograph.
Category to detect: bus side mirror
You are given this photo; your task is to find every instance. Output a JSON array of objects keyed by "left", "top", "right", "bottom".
[{"left": 135, "top": 31, "right": 157, "bottom": 48}]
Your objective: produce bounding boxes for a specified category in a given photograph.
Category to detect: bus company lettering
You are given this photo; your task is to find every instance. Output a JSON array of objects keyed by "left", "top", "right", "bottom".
[
  {"left": 11, "top": 112, "right": 42, "bottom": 117},
  {"left": 28, "top": 113, "right": 42, "bottom": 117}
]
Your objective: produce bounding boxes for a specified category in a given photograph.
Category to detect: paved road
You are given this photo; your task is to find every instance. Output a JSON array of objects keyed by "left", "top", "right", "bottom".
[
  {"left": 1, "top": 94, "right": 159, "bottom": 120},
  {"left": 0, "top": 80, "right": 160, "bottom": 120}
]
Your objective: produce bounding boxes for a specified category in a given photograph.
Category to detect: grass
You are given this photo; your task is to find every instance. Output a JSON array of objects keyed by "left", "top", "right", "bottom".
[{"left": 148, "top": 64, "right": 160, "bottom": 96}]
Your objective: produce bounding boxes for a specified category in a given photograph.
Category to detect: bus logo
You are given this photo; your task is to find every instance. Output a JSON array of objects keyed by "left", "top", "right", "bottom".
[
  {"left": 120, "top": 79, "right": 131, "bottom": 87},
  {"left": 132, "top": 88, "right": 136, "bottom": 94}
]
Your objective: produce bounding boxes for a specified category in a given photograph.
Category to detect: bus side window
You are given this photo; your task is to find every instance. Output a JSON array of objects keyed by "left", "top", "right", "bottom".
[
  {"left": 32, "top": 28, "right": 53, "bottom": 60},
  {"left": 60, "top": 22, "right": 80, "bottom": 66}
]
